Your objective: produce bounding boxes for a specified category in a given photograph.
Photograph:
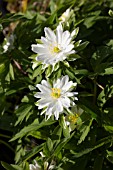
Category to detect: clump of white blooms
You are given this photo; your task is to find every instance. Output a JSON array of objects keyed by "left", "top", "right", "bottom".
[
  {"left": 31, "top": 24, "right": 76, "bottom": 65},
  {"left": 3, "top": 34, "right": 15, "bottom": 53},
  {"left": 34, "top": 75, "right": 78, "bottom": 120},
  {"left": 59, "top": 8, "right": 74, "bottom": 26}
]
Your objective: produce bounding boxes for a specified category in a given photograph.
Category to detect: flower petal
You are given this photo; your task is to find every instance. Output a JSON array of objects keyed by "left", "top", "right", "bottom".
[
  {"left": 44, "top": 27, "right": 56, "bottom": 42},
  {"left": 56, "top": 24, "right": 63, "bottom": 45}
]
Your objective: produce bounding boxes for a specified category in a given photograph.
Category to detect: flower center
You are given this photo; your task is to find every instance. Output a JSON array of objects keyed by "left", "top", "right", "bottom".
[
  {"left": 68, "top": 114, "right": 79, "bottom": 123},
  {"left": 53, "top": 46, "right": 60, "bottom": 53},
  {"left": 51, "top": 88, "right": 61, "bottom": 99}
]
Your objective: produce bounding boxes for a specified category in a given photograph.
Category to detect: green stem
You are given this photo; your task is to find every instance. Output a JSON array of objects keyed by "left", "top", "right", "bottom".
[
  {"left": 0, "top": 134, "right": 11, "bottom": 138},
  {"left": 0, "top": 140, "right": 15, "bottom": 152}
]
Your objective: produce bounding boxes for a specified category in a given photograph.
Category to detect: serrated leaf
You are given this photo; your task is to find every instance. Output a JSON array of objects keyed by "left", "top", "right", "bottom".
[
  {"left": 15, "top": 104, "right": 32, "bottom": 125},
  {"left": 53, "top": 132, "right": 75, "bottom": 156},
  {"left": 71, "top": 136, "right": 112, "bottom": 158},
  {"left": 78, "top": 119, "right": 93, "bottom": 144},
  {"left": 10, "top": 119, "right": 56, "bottom": 141}
]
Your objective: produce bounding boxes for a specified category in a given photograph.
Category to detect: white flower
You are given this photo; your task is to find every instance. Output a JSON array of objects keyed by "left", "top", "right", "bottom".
[
  {"left": 29, "top": 160, "right": 41, "bottom": 170},
  {"left": 34, "top": 75, "right": 78, "bottom": 120},
  {"left": 65, "top": 105, "right": 83, "bottom": 131},
  {"left": 3, "top": 34, "right": 15, "bottom": 53},
  {"left": 59, "top": 8, "right": 73, "bottom": 24},
  {"left": 31, "top": 24, "right": 75, "bottom": 65}
]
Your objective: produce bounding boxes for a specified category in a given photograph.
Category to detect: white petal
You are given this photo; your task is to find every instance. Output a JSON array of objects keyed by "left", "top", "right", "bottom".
[
  {"left": 54, "top": 100, "right": 63, "bottom": 113},
  {"left": 55, "top": 75, "right": 69, "bottom": 89},
  {"left": 36, "top": 54, "right": 49, "bottom": 62},
  {"left": 62, "top": 31, "right": 70, "bottom": 45},
  {"left": 44, "top": 27, "right": 56, "bottom": 42},
  {"left": 56, "top": 24, "right": 63, "bottom": 44},
  {"left": 31, "top": 44, "right": 45, "bottom": 53},
  {"left": 54, "top": 110, "right": 60, "bottom": 120},
  {"left": 75, "top": 97, "right": 78, "bottom": 100},
  {"left": 38, "top": 98, "right": 52, "bottom": 109},
  {"left": 34, "top": 93, "right": 51, "bottom": 100},
  {"left": 60, "top": 97, "right": 70, "bottom": 108},
  {"left": 41, "top": 36, "right": 49, "bottom": 46},
  {"left": 33, "top": 46, "right": 48, "bottom": 54},
  {"left": 67, "top": 50, "right": 75, "bottom": 55},
  {"left": 64, "top": 44, "right": 74, "bottom": 53},
  {"left": 29, "top": 164, "right": 36, "bottom": 170},
  {"left": 36, "top": 84, "right": 51, "bottom": 93},
  {"left": 62, "top": 81, "right": 74, "bottom": 91},
  {"left": 41, "top": 80, "right": 51, "bottom": 88},
  {"left": 65, "top": 92, "right": 74, "bottom": 97}
]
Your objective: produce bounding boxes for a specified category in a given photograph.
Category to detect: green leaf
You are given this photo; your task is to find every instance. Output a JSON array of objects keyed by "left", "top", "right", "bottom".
[
  {"left": 21, "top": 95, "right": 29, "bottom": 103},
  {"left": 29, "top": 130, "right": 49, "bottom": 140},
  {"left": 47, "top": 138, "right": 53, "bottom": 152},
  {"left": 44, "top": 12, "right": 56, "bottom": 25},
  {"left": 106, "top": 150, "right": 113, "bottom": 164},
  {"left": 64, "top": 68, "right": 75, "bottom": 79},
  {"left": 15, "top": 104, "right": 33, "bottom": 125},
  {"left": 75, "top": 41, "right": 89, "bottom": 51},
  {"left": 54, "top": 132, "right": 75, "bottom": 156},
  {"left": 10, "top": 119, "right": 56, "bottom": 141},
  {"left": 0, "top": 12, "right": 33, "bottom": 24},
  {"left": 104, "top": 125, "right": 113, "bottom": 133},
  {"left": 71, "top": 136, "right": 112, "bottom": 158},
  {"left": 19, "top": 143, "right": 44, "bottom": 163},
  {"left": 1, "top": 161, "right": 23, "bottom": 170},
  {"left": 78, "top": 119, "right": 93, "bottom": 144},
  {"left": 68, "top": 54, "right": 81, "bottom": 61},
  {"left": 32, "top": 65, "right": 42, "bottom": 78},
  {"left": 79, "top": 99, "right": 99, "bottom": 120},
  {"left": 100, "top": 67, "right": 113, "bottom": 75},
  {"left": 46, "top": 65, "right": 53, "bottom": 78},
  {"left": 9, "top": 63, "right": 15, "bottom": 80},
  {"left": 44, "top": 138, "right": 53, "bottom": 156}
]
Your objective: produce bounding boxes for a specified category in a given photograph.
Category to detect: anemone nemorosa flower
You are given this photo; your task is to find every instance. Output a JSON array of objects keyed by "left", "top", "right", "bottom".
[
  {"left": 34, "top": 75, "right": 78, "bottom": 120},
  {"left": 65, "top": 105, "right": 83, "bottom": 132},
  {"left": 31, "top": 24, "right": 75, "bottom": 65},
  {"left": 59, "top": 8, "right": 74, "bottom": 26}
]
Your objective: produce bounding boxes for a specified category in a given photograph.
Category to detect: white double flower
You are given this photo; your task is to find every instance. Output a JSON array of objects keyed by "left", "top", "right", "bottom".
[
  {"left": 35, "top": 75, "right": 78, "bottom": 120},
  {"left": 31, "top": 24, "right": 76, "bottom": 65}
]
